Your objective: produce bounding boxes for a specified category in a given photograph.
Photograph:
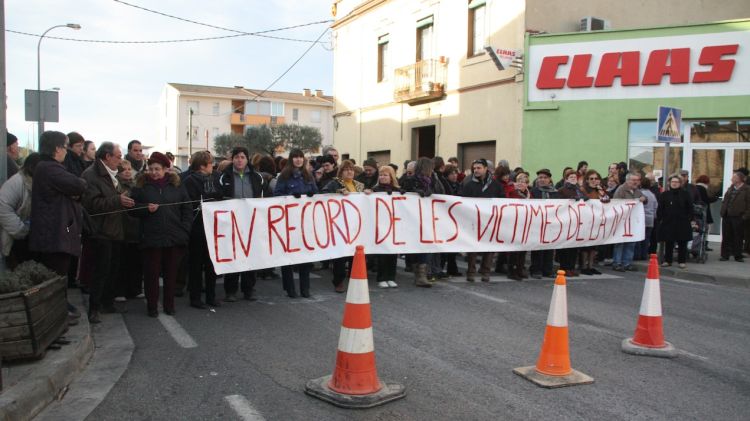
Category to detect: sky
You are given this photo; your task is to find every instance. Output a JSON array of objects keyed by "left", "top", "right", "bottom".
[{"left": 4, "top": 0, "right": 334, "bottom": 150}]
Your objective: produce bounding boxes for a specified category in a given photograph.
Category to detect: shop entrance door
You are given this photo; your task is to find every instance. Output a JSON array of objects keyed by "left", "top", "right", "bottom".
[{"left": 687, "top": 146, "right": 750, "bottom": 242}]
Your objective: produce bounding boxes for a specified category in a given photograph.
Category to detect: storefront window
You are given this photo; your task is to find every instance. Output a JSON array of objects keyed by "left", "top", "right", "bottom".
[
  {"left": 628, "top": 121, "right": 658, "bottom": 143},
  {"left": 629, "top": 144, "right": 682, "bottom": 180},
  {"left": 689, "top": 121, "right": 745, "bottom": 143}
]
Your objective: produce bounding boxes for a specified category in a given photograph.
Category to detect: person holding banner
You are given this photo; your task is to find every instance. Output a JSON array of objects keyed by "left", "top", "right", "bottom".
[
  {"left": 371, "top": 165, "right": 401, "bottom": 288},
  {"left": 130, "top": 152, "right": 192, "bottom": 317},
  {"left": 273, "top": 149, "right": 318, "bottom": 298},
  {"left": 581, "top": 170, "right": 610, "bottom": 274},
  {"left": 459, "top": 158, "right": 504, "bottom": 283},
  {"left": 400, "top": 157, "right": 438, "bottom": 287},
  {"left": 529, "top": 168, "right": 559, "bottom": 279},
  {"left": 506, "top": 172, "right": 531, "bottom": 281},
  {"left": 558, "top": 169, "right": 588, "bottom": 277},
  {"left": 322, "top": 160, "right": 365, "bottom": 292},
  {"left": 612, "top": 173, "right": 647, "bottom": 272},
  {"left": 184, "top": 151, "right": 224, "bottom": 308},
  {"left": 217, "top": 146, "right": 271, "bottom": 302}
]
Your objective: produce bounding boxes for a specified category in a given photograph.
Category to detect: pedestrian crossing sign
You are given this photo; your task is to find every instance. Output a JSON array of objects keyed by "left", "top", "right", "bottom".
[{"left": 656, "top": 106, "right": 682, "bottom": 143}]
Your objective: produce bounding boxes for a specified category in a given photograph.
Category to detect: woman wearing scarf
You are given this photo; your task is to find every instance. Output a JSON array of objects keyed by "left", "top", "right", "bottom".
[
  {"left": 371, "top": 165, "right": 401, "bottom": 288},
  {"left": 558, "top": 169, "right": 589, "bottom": 276},
  {"left": 322, "top": 160, "right": 364, "bottom": 292},
  {"left": 506, "top": 172, "right": 531, "bottom": 281},
  {"left": 273, "top": 149, "right": 318, "bottom": 298},
  {"left": 130, "top": 152, "right": 192, "bottom": 317}
]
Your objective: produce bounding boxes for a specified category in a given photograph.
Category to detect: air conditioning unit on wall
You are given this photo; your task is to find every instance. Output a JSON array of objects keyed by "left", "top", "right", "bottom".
[{"left": 580, "top": 16, "right": 610, "bottom": 32}]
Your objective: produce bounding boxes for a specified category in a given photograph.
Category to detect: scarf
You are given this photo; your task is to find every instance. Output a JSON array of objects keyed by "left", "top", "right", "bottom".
[{"left": 148, "top": 175, "right": 170, "bottom": 189}]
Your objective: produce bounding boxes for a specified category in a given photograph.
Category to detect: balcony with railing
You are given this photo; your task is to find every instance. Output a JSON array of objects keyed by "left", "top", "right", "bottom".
[
  {"left": 393, "top": 58, "right": 447, "bottom": 104},
  {"left": 230, "top": 113, "right": 285, "bottom": 126}
]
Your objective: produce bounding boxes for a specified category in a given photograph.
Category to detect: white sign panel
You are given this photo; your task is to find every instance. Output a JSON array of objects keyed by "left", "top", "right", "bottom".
[
  {"left": 202, "top": 193, "right": 644, "bottom": 275},
  {"left": 528, "top": 31, "right": 750, "bottom": 102}
]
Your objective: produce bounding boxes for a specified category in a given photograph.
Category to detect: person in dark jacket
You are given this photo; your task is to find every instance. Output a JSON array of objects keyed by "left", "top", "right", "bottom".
[
  {"left": 30, "top": 131, "right": 87, "bottom": 320},
  {"left": 492, "top": 165, "right": 514, "bottom": 274},
  {"left": 130, "top": 152, "right": 192, "bottom": 317},
  {"left": 557, "top": 169, "right": 588, "bottom": 277},
  {"left": 317, "top": 155, "right": 337, "bottom": 191},
  {"left": 460, "top": 159, "right": 502, "bottom": 282},
  {"left": 355, "top": 158, "right": 379, "bottom": 189},
  {"left": 529, "top": 168, "right": 559, "bottom": 278},
  {"left": 6, "top": 132, "right": 20, "bottom": 180},
  {"left": 82, "top": 140, "right": 96, "bottom": 170},
  {"left": 216, "top": 146, "right": 270, "bottom": 302},
  {"left": 273, "top": 149, "right": 318, "bottom": 298},
  {"left": 183, "top": 151, "right": 224, "bottom": 308},
  {"left": 719, "top": 171, "right": 750, "bottom": 262},
  {"left": 322, "top": 160, "right": 364, "bottom": 292},
  {"left": 371, "top": 165, "right": 400, "bottom": 288},
  {"left": 657, "top": 175, "right": 694, "bottom": 268},
  {"left": 400, "top": 157, "right": 436, "bottom": 288},
  {"left": 63, "top": 131, "right": 86, "bottom": 177},
  {"left": 81, "top": 142, "right": 135, "bottom": 323},
  {"left": 125, "top": 140, "right": 147, "bottom": 173},
  {"left": 440, "top": 165, "right": 461, "bottom": 276},
  {"left": 506, "top": 172, "right": 531, "bottom": 281}
]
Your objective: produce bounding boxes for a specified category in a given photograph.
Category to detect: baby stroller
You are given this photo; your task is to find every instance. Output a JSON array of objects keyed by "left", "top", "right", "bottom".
[{"left": 690, "top": 203, "right": 708, "bottom": 263}]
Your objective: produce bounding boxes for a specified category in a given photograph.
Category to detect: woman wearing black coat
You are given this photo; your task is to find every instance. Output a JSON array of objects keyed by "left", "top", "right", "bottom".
[
  {"left": 183, "top": 151, "right": 224, "bottom": 309},
  {"left": 130, "top": 152, "right": 192, "bottom": 317},
  {"left": 657, "top": 175, "right": 694, "bottom": 268}
]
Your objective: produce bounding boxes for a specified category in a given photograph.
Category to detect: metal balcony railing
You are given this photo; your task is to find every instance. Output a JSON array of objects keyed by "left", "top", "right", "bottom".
[{"left": 393, "top": 58, "right": 447, "bottom": 104}]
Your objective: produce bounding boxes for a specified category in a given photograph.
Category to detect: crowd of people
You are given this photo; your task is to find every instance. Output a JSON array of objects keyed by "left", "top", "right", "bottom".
[{"left": 1, "top": 132, "right": 749, "bottom": 324}]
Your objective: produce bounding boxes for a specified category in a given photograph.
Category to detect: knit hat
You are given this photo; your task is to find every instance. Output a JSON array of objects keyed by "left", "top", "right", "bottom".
[
  {"left": 363, "top": 158, "right": 378, "bottom": 169},
  {"left": 147, "top": 151, "right": 171, "bottom": 168}
]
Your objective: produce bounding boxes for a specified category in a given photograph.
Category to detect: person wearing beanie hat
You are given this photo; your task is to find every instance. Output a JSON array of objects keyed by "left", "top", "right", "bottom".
[
  {"left": 130, "top": 151, "right": 192, "bottom": 317},
  {"left": 6, "top": 132, "right": 20, "bottom": 179},
  {"left": 356, "top": 158, "right": 379, "bottom": 189}
]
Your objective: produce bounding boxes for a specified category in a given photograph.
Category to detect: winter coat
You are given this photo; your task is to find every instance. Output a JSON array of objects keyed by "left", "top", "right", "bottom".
[
  {"left": 118, "top": 177, "right": 140, "bottom": 244},
  {"left": 317, "top": 169, "right": 337, "bottom": 191},
  {"left": 322, "top": 177, "right": 365, "bottom": 194},
  {"left": 63, "top": 151, "right": 85, "bottom": 177},
  {"left": 613, "top": 184, "right": 646, "bottom": 202},
  {"left": 29, "top": 158, "right": 87, "bottom": 256},
  {"left": 531, "top": 185, "right": 560, "bottom": 199},
  {"left": 355, "top": 172, "right": 378, "bottom": 190},
  {"left": 657, "top": 188, "right": 693, "bottom": 242},
  {"left": 273, "top": 170, "right": 318, "bottom": 197},
  {"left": 183, "top": 171, "right": 224, "bottom": 234},
  {"left": 130, "top": 173, "right": 192, "bottom": 249},
  {"left": 583, "top": 185, "right": 611, "bottom": 203},
  {"left": 507, "top": 188, "right": 531, "bottom": 199},
  {"left": 6, "top": 155, "right": 18, "bottom": 179},
  {"left": 81, "top": 160, "right": 126, "bottom": 241},
  {"left": 0, "top": 172, "right": 32, "bottom": 256},
  {"left": 640, "top": 188, "right": 658, "bottom": 228},
  {"left": 558, "top": 182, "right": 589, "bottom": 201},
  {"left": 217, "top": 165, "right": 270, "bottom": 199},
  {"left": 431, "top": 173, "right": 447, "bottom": 195},
  {"left": 720, "top": 183, "right": 750, "bottom": 220},
  {"left": 126, "top": 155, "right": 147, "bottom": 173},
  {"left": 696, "top": 183, "right": 718, "bottom": 224},
  {"left": 443, "top": 179, "right": 460, "bottom": 196},
  {"left": 401, "top": 175, "right": 435, "bottom": 197},
  {"left": 460, "top": 175, "right": 505, "bottom": 198}
]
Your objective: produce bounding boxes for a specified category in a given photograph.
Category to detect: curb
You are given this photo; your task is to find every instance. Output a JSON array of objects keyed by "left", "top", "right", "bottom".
[
  {"left": 630, "top": 261, "right": 750, "bottom": 288},
  {"left": 0, "top": 290, "right": 94, "bottom": 421}
]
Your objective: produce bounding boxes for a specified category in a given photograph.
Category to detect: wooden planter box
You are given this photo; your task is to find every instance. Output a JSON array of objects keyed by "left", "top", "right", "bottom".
[{"left": 0, "top": 276, "right": 68, "bottom": 361}]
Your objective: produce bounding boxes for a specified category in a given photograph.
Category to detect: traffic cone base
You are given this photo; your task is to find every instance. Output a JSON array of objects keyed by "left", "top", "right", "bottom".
[
  {"left": 305, "top": 245, "right": 406, "bottom": 408},
  {"left": 513, "top": 366, "right": 594, "bottom": 389},
  {"left": 514, "top": 270, "right": 593, "bottom": 388},
  {"left": 622, "top": 254, "right": 678, "bottom": 358}
]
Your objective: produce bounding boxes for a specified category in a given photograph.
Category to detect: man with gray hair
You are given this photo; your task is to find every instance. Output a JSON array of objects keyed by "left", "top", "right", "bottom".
[
  {"left": 81, "top": 142, "right": 135, "bottom": 323},
  {"left": 322, "top": 146, "right": 339, "bottom": 165},
  {"left": 611, "top": 172, "right": 647, "bottom": 272}
]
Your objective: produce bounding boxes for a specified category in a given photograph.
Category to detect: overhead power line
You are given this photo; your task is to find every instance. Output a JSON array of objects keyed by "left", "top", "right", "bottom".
[
  {"left": 112, "top": 0, "right": 330, "bottom": 43},
  {"left": 5, "top": 19, "right": 332, "bottom": 44}
]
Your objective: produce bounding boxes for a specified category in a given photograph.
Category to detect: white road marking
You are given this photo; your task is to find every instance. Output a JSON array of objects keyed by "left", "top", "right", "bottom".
[
  {"left": 678, "top": 349, "right": 709, "bottom": 361},
  {"left": 158, "top": 314, "right": 198, "bottom": 348},
  {"left": 224, "top": 395, "right": 266, "bottom": 421},
  {"left": 442, "top": 283, "right": 508, "bottom": 303}
]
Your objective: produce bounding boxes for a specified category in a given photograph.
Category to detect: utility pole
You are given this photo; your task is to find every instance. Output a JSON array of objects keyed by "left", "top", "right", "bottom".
[{"left": 188, "top": 107, "right": 193, "bottom": 159}]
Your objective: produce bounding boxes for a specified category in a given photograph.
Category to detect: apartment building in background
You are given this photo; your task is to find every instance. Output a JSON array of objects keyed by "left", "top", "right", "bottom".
[
  {"left": 330, "top": 0, "right": 748, "bottom": 171},
  {"left": 158, "top": 83, "right": 334, "bottom": 168}
]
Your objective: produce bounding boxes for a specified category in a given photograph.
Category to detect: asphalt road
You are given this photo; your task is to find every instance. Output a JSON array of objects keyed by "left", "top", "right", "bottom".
[{"left": 83, "top": 258, "right": 750, "bottom": 420}]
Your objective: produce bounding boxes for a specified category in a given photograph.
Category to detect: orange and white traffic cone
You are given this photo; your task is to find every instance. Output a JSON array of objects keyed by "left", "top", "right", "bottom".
[
  {"left": 305, "top": 245, "right": 405, "bottom": 408},
  {"left": 622, "top": 254, "right": 677, "bottom": 357},
  {"left": 514, "top": 270, "right": 594, "bottom": 388}
]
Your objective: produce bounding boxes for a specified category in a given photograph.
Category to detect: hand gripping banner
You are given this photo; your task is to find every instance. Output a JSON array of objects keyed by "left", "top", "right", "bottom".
[{"left": 202, "top": 193, "right": 644, "bottom": 275}]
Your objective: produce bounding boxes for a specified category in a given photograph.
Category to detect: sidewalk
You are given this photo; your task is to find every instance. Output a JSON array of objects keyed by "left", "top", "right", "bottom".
[
  {"left": 0, "top": 289, "right": 94, "bottom": 421},
  {"left": 629, "top": 242, "right": 749, "bottom": 288}
]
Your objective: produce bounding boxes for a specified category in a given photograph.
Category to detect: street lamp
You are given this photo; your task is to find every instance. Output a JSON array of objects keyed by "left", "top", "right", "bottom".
[{"left": 37, "top": 23, "right": 81, "bottom": 140}]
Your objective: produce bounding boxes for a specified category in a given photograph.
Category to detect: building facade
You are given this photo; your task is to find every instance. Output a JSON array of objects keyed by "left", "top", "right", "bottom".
[
  {"left": 158, "top": 83, "right": 334, "bottom": 167},
  {"left": 330, "top": 0, "right": 749, "bottom": 171},
  {"left": 524, "top": 19, "right": 750, "bottom": 241}
]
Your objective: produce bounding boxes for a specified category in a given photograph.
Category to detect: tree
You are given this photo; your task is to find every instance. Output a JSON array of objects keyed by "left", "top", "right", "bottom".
[
  {"left": 213, "top": 133, "right": 246, "bottom": 158},
  {"left": 271, "top": 124, "right": 323, "bottom": 155},
  {"left": 245, "top": 125, "right": 279, "bottom": 156}
]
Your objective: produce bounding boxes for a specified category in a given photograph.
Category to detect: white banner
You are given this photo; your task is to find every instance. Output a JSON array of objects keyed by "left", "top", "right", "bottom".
[{"left": 202, "top": 193, "right": 644, "bottom": 275}]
